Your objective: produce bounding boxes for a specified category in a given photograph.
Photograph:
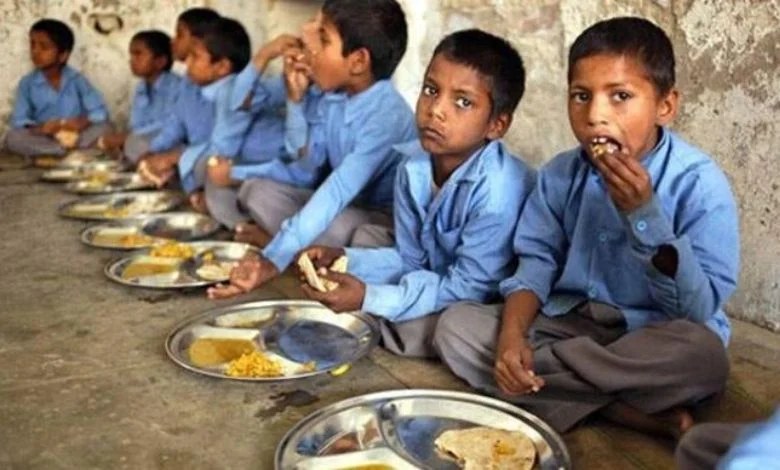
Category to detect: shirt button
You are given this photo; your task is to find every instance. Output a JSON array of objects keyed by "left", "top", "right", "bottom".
[
  {"left": 635, "top": 220, "right": 648, "bottom": 232},
  {"left": 588, "top": 286, "right": 598, "bottom": 298},
  {"left": 598, "top": 233, "right": 609, "bottom": 243}
]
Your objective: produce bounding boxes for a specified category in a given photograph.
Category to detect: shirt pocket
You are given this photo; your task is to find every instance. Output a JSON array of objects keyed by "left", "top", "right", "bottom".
[{"left": 599, "top": 228, "right": 649, "bottom": 304}]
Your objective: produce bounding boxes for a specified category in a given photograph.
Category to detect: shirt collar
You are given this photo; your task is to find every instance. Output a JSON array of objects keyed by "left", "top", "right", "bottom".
[
  {"left": 343, "top": 80, "right": 392, "bottom": 124},
  {"left": 150, "top": 72, "right": 175, "bottom": 92},
  {"left": 398, "top": 139, "right": 501, "bottom": 185},
  {"left": 32, "top": 64, "right": 76, "bottom": 86},
  {"left": 200, "top": 74, "right": 234, "bottom": 102}
]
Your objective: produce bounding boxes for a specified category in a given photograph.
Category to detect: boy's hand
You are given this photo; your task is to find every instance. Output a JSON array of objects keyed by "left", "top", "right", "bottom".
[
  {"left": 206, "top": 254, "right": 280, "bottom": 300},
  {"left": 206, "top": 156, "right": 234, "bottom": 187},
  {"left": 300, "top": 271, "right": 366, "bottom": 313},
  {"left": 99, "top": 132, "right": 127, "bottom": 151},
  {"left": 494, "top": 326, "right": 544, "bottom": 396},
  {"left": 298, "top": 246, "right": 346, "bottom": 272},
  {"left": 283, "top": 49, "right": 311, "bottom": 103},
  {"left": 592, "top": 151, "right": 652, "bottom": 213},
  {"left": 37, "top": 120, "right": 61, "bottom": 136},
  {"left": 254, "top": 34, "right": 301, "bottom": 70},
  {"left": 137, "top": 152, "right": 177, "bottom": 187},
  {"left": 60, "top": 117, "right": 90, "bottom": 132}
]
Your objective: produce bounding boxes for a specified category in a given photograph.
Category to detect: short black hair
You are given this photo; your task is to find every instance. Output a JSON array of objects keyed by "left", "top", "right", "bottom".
[
  {"left": 200, "top": 17, "right": 250, "bottom": 73},
  {"left": 568, "top": 16, "right": 676, "bottom": 95},
  {"left": 432, "top": 29, "right": 526, "bottom": 118},
  {"left": 177, "top": 8, "right": 220, "bottom": 39},
  {"left": 322, "top": 0, "right": 407, "bottom": 81},
  {"left": 30, "top": 19, "right": 74, "bottom": 54},
  {"left": 132, "top": 30, "right": 173, "bottom": 71}
]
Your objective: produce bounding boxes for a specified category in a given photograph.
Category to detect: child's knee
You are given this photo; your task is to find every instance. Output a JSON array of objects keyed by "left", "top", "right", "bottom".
[
  {"left": 237, "top": 179, "right": 268, "bottom": 206},
  {"left": 432, "top": 303, "right": 476, "bottom": 358}
]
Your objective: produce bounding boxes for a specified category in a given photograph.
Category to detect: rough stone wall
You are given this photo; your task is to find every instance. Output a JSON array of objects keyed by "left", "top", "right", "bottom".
[{"left": 1, "top": 0, "right": 777, "bottom": 331}]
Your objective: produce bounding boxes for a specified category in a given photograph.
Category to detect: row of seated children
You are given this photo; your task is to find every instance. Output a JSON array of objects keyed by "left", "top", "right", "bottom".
[
  {"left": 5, "top": 1, "right": 775, "bottom": 467},
  {"left": 191, "top": 1, "right": 773, "bottom": 467}
]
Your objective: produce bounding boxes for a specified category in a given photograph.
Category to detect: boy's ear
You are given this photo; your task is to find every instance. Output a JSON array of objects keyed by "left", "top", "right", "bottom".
[
  {"left": 486, "top": 112, "right": 512, "bottom": 140},
  {"left": 214, "top": 57, "right": 233, "bottom": 77},
  {"left": 656, "top": 87, "right": 679, "bottom": 126},
  {"left": 153, "top": 55, "right": 169, "bottom": 72},
  {"left": 347, "top": 47, "right": 371, "bottom": 77},
  {"left": 57, "top": 50, "right": 71, "bottom": 65}
]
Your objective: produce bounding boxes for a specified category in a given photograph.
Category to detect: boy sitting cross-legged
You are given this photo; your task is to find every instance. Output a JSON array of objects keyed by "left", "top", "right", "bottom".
[
  {"left": 434, "top": 17, "right": 740, "bottom": 439},
  {"left": 207, "top": 0, "right": 417, "bottom": 300},
  {"left": 298, "top": 29, "right": 535, "bottom": 358}
]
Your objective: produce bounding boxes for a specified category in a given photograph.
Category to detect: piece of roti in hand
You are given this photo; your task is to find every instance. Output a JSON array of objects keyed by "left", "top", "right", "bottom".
[
  {"left": 55, "top": 130, "right": 80, "bottom": 149},
  {"left": 298, "top": 253, "right": 349, "bottom": 293},
  {"left": 298, "top": 252, "right": 327, "bottom": 292},
  {"left": 434, "top": 427, "right": 536, "bottom": 470}
]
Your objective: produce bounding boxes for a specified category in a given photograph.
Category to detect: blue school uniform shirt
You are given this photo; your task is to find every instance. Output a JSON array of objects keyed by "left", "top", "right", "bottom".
[
  {"left": 177, "top": 73, "right": 287, "bottom": 193},
  {"left": 229, "top": 67, "right": 307, "bottom": 182},
  {"left": 148, "top": 75, "right": 215, "bottom": 154},
  {"left": 231, "top": 67, "right": 417, "bottom": 271},
  {"left": 346, "top": 139, "right": 535, "bottom": 322},
  {"left": 500, "top": 128, "right": 739, "bottom": 345},
  {"left": 129, "top": 71, "right": 182, "bottom": 136},
  {"left": 717, "top": 408, "right": 780, "bottom": 469},
  {"left": 11, "top": 65, "right": 108, "bottom": 128}
]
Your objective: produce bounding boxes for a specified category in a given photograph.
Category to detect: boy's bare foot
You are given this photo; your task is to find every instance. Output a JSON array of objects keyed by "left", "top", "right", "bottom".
[
  {"left": 189, "top": 192, "right": 208, "bottom": 214},
  {"left": 234, "top": 222, "right": 273, "bottom": 247},
  {"left": 600, "top": 402, "right": 695, "bottom": 440},
  {"left": 654, "top": 407, "right": 695, "bottom": 438}
]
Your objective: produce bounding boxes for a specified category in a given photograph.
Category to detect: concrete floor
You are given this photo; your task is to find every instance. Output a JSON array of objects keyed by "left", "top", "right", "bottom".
[{"left": 1, "top": 165, "right": 778, "bottom": 470}]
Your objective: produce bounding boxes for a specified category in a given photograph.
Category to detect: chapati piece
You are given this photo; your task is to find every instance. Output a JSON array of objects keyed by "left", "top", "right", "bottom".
[
  {"left": 55, "top": 130, "right": 80, "bottom": 149},
  {"left": 434, "top": 426, "right": 536, "bottom": 470},
  {"left": 298, "top": 253, "right": 350, "bottom": 293},
  {"left": 298, "top": 252, "right": 327, "bottom": 292}
]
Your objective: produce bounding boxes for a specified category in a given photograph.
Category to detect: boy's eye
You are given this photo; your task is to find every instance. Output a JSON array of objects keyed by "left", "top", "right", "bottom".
[
  {"left": 422, "top": 85, "right": 437, "bottom": 97},
  {"left": 613, "top": 91, "right": 632, "bottom": 102},
  {"left": 570, "top": 92, "right": 590, "bottom": 103},
  {"left": 455, "top": 97, "right": 472, "bottom": 109}
]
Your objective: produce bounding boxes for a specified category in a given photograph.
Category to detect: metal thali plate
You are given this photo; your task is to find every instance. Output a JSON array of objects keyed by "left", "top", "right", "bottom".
[
  {"left": 64, "top": 172, "right": 153, "bottom": 194},
  {"left": 276, "top": 389, "right": 571, "bottom": 470},
  {"left": 57, "top": 149, "right": 113, "bottom": 168},
  {"left": 41, "top": 161, "right": 125, "bottom": 182},
  {"left": 105, "top": 240, "right": 256, "bottom": 288},
  {"left": 165, "top": 300, "right": 379, "bottom": 382},
  {"left": 80, "top": 212, "right": 221, "bottom": 249},
  {"left": 58, "top": 190, "right": 183, "bottom": 220}
]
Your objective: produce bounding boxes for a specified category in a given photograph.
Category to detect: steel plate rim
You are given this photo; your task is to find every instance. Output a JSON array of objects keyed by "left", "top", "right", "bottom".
[
  {"left": 104, "top": 241, "right": 256, "bottom": 289},
  {"left": 63, "top": 174, "right": 153, "bottom": 195},
  {"left": 164, "top": 300, "right": 381, "bottom": 382},
  {"left": 57, "top": 190, "right": 184, "bottom": 221},
  {"left": 79, "top": 212, "right": 220, "bottom": 249},
  {"left": 274, "top": 388, "right": 571, "bottom": 470}
]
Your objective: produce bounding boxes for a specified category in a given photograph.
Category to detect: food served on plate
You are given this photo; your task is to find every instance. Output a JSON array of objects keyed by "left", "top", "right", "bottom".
[
  {"left": 434, "top": 427, "right": 536, "bottom": 470},
  {"left": 34, "top": 156, "right": 61, "bottom": 168},
  {"left": 213, "top": 310, "right": 275, "bottom": 328},
  {"left": 149, "top": 242, "right": 196, "bottom": 259},
  {"left": 66, "top": 195, "right": 172, "bottom": 218},
  {"left": 120, "top": 256, "right": 180, "bottom": 280},
  {"left": 226, "top": 351, "right": 316, "bottom": 378},
  {"left": 298, "top": 253, "right": 349, "bottom": 292},
  {"left": 195, "top": 261, "right": 237, "bottom": 281},
  {"left": 186, "top": 325, "right": 315, "bottom": 377},
  {"left": 55, "top": 130, "right": 79, "bottom": 149},
  {"left": 91, "top": 228, "right": 157, "bottom": 248}
]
